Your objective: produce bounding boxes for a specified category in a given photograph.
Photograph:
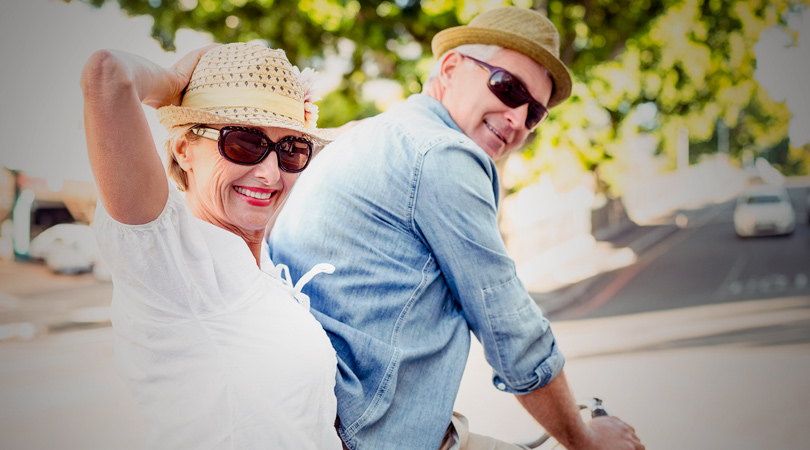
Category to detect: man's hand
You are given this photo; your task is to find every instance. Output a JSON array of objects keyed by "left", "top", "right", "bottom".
[
  {"left": 582, "top": 416, "right": 644, "bottom": 450},
  {"left": 515, "top": 371, "right": 645, "bottom": 450}
]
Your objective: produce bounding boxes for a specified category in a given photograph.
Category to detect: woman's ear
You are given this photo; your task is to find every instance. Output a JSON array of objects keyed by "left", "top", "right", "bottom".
[{"left": 171, "top": 134, "right": 193, "bottom": 171}]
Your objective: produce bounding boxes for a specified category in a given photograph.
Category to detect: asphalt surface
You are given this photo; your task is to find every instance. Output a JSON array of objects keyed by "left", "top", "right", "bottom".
[
  {"left": 554, "top": 183, "right": 810, "bottom": 320},
  {"left": 529, "top": 219, "right": 680, "bottom": 316}
]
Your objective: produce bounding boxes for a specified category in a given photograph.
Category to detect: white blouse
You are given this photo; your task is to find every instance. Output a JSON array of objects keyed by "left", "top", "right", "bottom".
[{"left": 93, "top": 184, "right": 341, "bottom": 450}]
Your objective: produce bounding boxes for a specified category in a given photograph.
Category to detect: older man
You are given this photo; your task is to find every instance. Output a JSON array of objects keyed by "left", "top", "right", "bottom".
[{"left": 269, "top": 7, "right": 644, "bottom": 450}]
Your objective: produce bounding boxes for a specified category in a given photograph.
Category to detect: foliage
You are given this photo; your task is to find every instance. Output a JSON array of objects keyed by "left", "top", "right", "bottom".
[
  {"left": 67, "top": 0, "right": 809, "bottom": 194},
  {"left": 511, "top": 0, "right": 807, "bottom": 195}
]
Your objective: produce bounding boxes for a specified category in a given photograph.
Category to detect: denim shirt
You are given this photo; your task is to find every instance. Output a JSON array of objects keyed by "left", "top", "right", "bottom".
[{"left": 268, "top": 94, "right": 564, "bottom": 450}]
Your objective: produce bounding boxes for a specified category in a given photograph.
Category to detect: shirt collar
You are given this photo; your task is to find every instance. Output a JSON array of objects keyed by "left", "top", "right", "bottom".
[{"left": 406, "top": 94, "right": 464, "bottom": 135}]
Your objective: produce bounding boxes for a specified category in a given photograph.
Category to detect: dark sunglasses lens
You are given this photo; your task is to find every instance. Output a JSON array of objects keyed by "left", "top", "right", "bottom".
[
  {"left": 526, "top": 102, "right": 548, "bottom": 129},
  {"left": 221, "top": 129, "right": 269, "bottom": 164},
  {"left": 489, "top": 70, "right": 548, "bottom": 129},
  {"left": 488, "top": 70, "right": 526, "bottom": 108},
  {"left": 276, "top": 138, "right": 312, "bottom": 172}
]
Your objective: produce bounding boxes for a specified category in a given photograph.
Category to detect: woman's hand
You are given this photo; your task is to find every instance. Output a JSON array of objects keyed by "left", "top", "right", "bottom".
[{"left": 142, "top": 44, "right": 220, "bottom": 109}]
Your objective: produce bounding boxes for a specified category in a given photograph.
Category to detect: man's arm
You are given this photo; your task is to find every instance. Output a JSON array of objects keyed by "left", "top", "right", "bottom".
[
  {"left": 412, "top": 144, "right": 642, "bottom": 449},
  {"left": 515, "top": 370, "right": 644, "bottom": 450}
]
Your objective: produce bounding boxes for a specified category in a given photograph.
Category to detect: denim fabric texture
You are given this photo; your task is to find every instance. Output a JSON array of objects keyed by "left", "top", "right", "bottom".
[{"left": 268, "top": 94, "right": 565, "bottom": 450}]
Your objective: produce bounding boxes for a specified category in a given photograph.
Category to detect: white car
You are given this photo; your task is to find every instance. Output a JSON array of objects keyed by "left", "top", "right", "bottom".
[
  {"left": 29, "top": 223, "right": 98, "bottom": 274},
  {"left": 733, "top": 186, "right": 796, "bottom": 237}
]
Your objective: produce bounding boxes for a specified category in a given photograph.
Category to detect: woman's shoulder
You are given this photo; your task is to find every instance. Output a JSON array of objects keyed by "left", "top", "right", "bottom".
[{"left": 94, "top": 180, "right": 185, "bottom": 232}]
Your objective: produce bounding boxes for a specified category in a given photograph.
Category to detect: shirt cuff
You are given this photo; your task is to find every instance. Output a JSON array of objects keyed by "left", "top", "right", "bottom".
[{"left": 492, "top": 342, "right": 565, "bottom": 395}]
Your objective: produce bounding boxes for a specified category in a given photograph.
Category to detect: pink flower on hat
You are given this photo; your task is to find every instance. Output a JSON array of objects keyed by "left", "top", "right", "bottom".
[{"left": 292, "top": 66, "right": 322, "bottom": 129}]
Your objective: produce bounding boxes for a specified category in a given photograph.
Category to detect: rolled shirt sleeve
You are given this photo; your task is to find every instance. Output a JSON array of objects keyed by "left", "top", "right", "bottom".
[{"left": 413, "top": 141, "right": 565, "bottom": 394}]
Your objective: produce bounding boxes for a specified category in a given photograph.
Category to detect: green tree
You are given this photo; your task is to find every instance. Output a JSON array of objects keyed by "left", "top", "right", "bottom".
[
  {"left": 510, "top": 0, "right": 806, "bottom": 194},
  {"left": 67, "top": 0, "right": 808, "bottom": 194}
]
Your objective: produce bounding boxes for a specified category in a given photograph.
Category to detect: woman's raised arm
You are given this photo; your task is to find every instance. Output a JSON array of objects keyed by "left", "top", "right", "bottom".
[{"left": 80, "top": 46, "right": 215, "bottom": 224}]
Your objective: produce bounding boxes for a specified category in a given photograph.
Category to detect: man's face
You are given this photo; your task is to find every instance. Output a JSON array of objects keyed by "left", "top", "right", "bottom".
[{"left": 440, "top": 48, "right": 554, "bottom": 161}]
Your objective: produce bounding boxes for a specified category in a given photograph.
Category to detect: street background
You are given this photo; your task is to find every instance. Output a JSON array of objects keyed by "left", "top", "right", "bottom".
[{"left": 2, "top": 178, "right": 808, "bottom": 449}]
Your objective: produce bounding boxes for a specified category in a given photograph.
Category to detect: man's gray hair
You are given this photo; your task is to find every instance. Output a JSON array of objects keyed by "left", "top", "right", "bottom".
[{"left": 422, "top": 44, "right": 503, "bottom": 91}]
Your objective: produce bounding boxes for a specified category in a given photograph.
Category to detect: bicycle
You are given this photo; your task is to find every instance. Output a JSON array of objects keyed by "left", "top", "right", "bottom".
[{"left": 520, "top": 397, "right": 609, "bottom": 449}]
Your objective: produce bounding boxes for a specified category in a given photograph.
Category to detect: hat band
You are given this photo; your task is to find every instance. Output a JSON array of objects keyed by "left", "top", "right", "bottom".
[{"left": 182, "top": 87, "right": 304, "bottom": 124}]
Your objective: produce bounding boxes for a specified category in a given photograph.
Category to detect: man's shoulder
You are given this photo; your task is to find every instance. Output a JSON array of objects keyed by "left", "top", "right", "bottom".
[{"left": 378, "top": 95, "right": 474, "bottom": 154}]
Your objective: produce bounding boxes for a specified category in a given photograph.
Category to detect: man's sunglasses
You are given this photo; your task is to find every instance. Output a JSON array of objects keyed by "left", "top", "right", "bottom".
[
  {"left": 190, "top": 126, "right": 313, "bottom": 173},
  {"left": 461, "top": 55, "right": 550, "bottom": 130}
]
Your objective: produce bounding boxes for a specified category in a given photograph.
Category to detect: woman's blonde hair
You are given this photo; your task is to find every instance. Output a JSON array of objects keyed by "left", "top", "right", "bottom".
[{"left": 164, "top": 124, "right": 201, "bottom": 191}]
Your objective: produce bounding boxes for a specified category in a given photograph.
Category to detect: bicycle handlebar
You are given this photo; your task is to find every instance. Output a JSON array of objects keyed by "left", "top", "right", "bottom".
[
  {"left": 520, "top": 397, "right": 609, "bottom": 449},
  {"left": 588, "top": 397, "right": 608, "bottom": 418}
]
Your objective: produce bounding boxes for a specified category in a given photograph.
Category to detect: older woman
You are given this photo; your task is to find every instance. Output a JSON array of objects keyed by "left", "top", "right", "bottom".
[{"left": 80, "top": 43, "right": 341, "bottom": 449}]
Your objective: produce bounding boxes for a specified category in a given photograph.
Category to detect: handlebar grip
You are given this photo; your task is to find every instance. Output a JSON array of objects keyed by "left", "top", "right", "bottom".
[
  {"left": 590, "top": 398, "right": 608, "bottom": 418},
  {"left": 591, "top": 406, "right": 608, "bottom": 418}
]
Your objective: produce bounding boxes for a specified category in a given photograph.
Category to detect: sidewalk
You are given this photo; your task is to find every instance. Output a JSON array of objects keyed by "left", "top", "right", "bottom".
[{"left": 0, "top": 258, "right": 112, "bottom": 340}]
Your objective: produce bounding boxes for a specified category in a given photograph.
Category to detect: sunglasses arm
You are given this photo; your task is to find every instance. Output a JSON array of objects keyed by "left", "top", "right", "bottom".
[{"left": 190, "top": 126, "right": 220, "bottom": 142}]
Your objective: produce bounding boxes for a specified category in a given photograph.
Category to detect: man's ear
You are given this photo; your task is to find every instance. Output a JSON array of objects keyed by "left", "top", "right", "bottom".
[
  {"left": 172, "top": 134, "right": 193, "bottom": 171},
  {"left": 438, "top": 52, "right": 463, "bottom": 87}
]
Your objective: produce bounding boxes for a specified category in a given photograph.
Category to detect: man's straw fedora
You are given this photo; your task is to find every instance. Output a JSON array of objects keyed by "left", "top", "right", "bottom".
[
  {"left": 157, "top": 42, "right": 334, "bottom": 146},
  {"left": 431, "top": 7, "right": 572, "bottom": 108}
]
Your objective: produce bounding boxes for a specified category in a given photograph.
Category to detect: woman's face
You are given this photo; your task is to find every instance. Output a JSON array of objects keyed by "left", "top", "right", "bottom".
[{"left": 179, "top": 125, "right": 304, "bottom": 237}]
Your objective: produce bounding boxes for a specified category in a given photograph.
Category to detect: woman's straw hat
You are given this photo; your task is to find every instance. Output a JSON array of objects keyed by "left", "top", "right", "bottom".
[
  {"left": 431, "top": 7, "right": 572, "bottom": 108},
  {"left": 157, "top": 42, "right": 334, "bottom": 145}
]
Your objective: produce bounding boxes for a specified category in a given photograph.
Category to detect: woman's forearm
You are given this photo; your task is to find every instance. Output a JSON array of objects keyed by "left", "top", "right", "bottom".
[{"left": 80, "top": 49, "right": 172, "bottom": 225}]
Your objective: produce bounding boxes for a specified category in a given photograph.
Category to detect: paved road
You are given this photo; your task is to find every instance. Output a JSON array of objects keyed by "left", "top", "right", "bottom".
[{"left": 558, "top": 185, "right": 810, "bottom": 320}]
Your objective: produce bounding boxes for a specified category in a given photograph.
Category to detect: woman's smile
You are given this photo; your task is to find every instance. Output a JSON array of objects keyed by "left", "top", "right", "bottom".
[{"left": 233, "top": 185, "right": 275, "bottom": 206}]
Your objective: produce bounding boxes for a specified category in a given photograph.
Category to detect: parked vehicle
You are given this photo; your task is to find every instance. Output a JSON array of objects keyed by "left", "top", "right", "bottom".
[
  {"left": 733, "top": 185, "right": 795, "bottom": 237},
  {"left": 29, "top": 223, "right": 98, "bottom": 274}
]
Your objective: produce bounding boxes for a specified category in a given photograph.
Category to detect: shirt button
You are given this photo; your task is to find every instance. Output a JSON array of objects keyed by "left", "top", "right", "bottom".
[{"left": 497, "top": 383, "right": 506, "bottom": 390}]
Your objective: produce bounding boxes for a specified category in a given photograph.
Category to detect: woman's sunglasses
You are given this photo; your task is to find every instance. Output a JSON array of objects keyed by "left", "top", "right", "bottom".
[
  {"left": 461, "top": 55, "right": 550, "bottom": 130},
  {"left": 190, "top": 126, "right": 313, "bottom": 173}
]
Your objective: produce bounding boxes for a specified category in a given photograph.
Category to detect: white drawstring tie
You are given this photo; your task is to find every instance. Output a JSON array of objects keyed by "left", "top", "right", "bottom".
[{"left": 270, "top": 262, "right": 335, "bottom": 310}]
